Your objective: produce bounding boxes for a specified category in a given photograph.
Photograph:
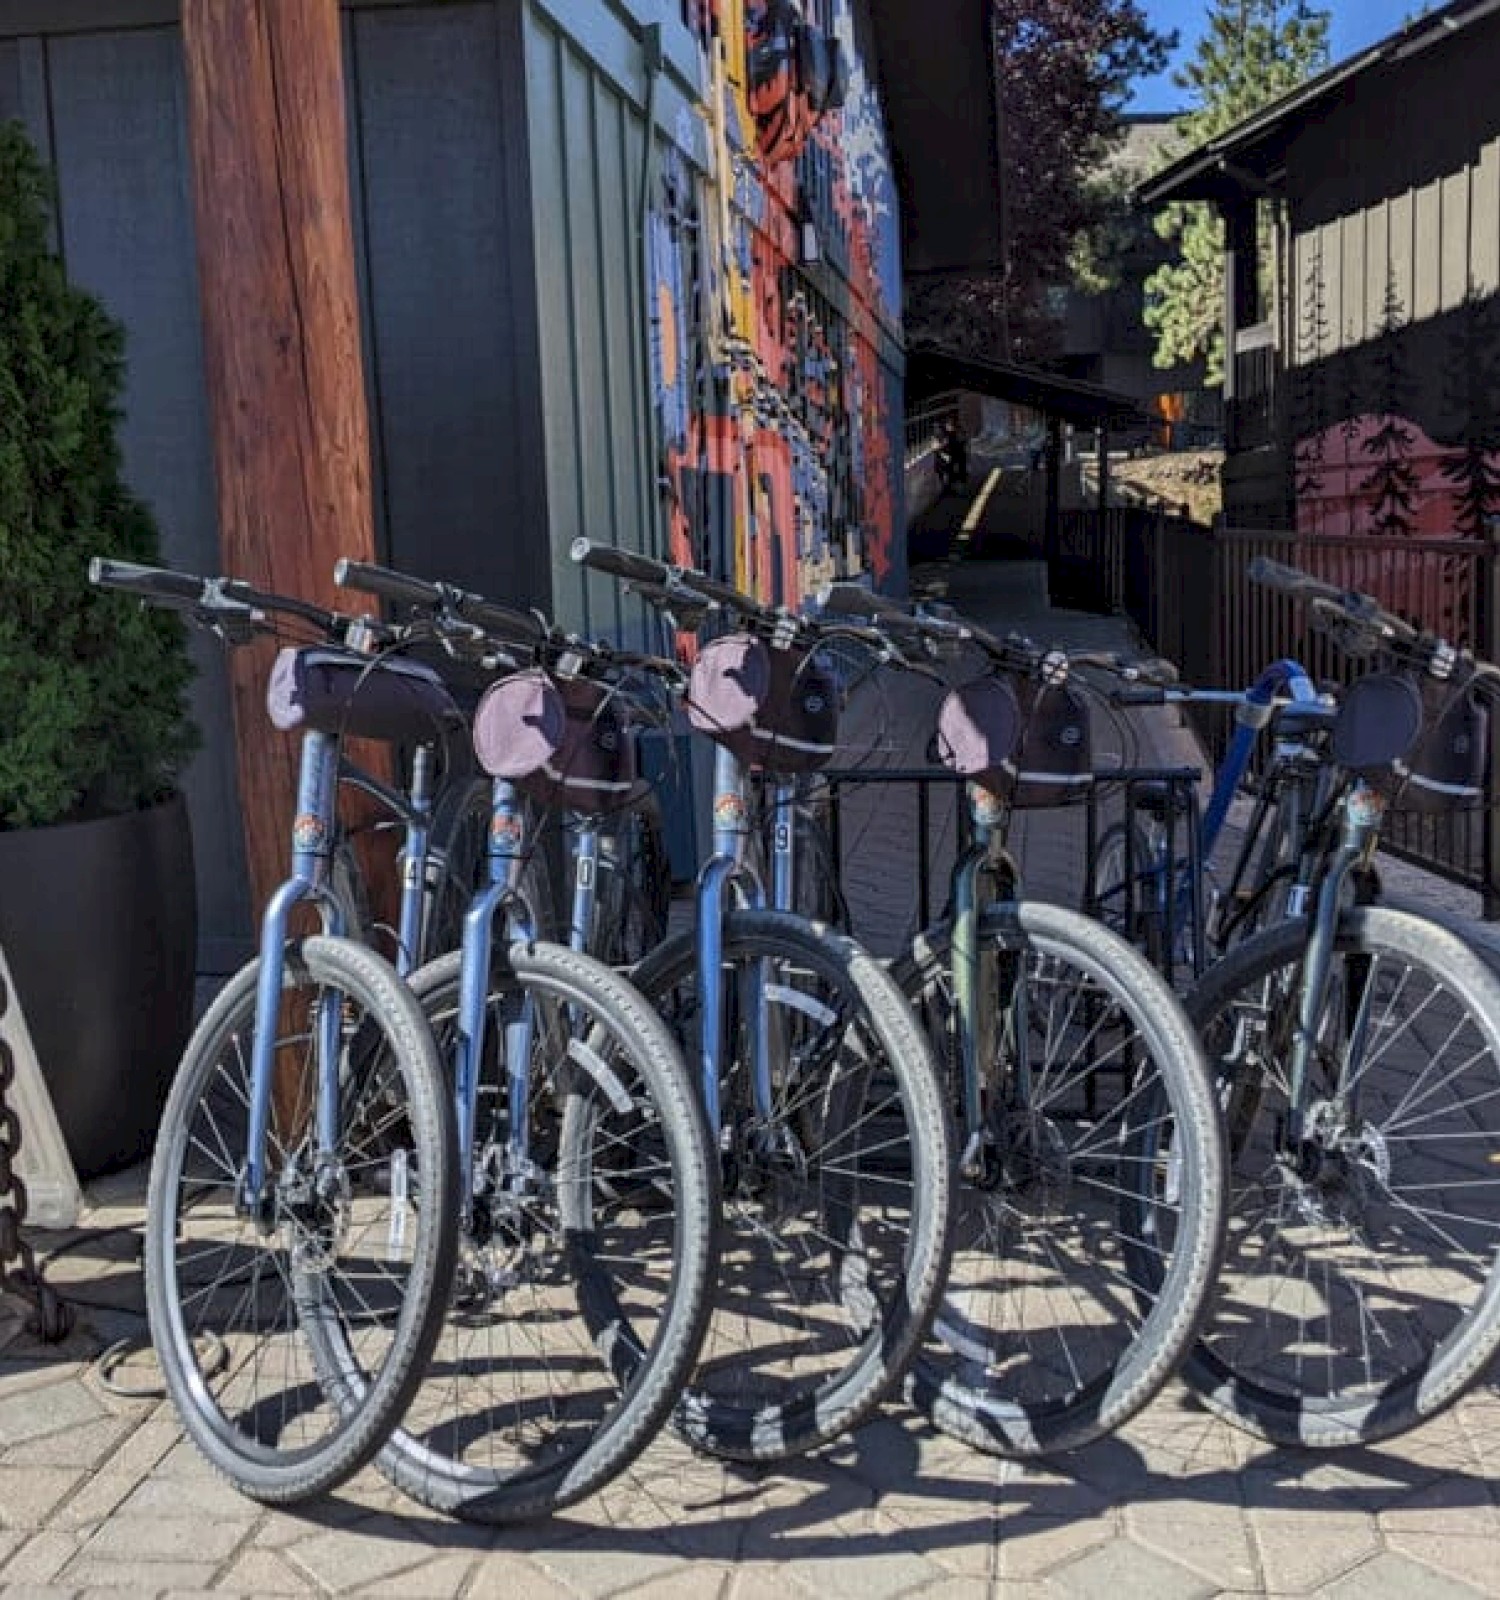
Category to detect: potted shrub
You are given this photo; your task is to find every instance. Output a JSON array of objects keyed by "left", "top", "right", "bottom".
[{"left": 0, "top": 121, "right": 198, "bottom": 1179}]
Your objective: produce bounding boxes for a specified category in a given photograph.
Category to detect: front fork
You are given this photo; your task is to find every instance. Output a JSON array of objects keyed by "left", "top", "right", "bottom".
[
  {"left": 1283, "top": 783, "right": 1383, "bottom": 1148},
  {"left": 451, "top": 779, "right": 536, "bottom": 1212},
  {"left": 952, "top": 783, "right": 1013, "bottom": 1176},
  {"left": 242, "top": 732, "right": 349, "bottom": 1220},
  {"left": 696, "top": 745, "right": 766, "bottom": 1135}
]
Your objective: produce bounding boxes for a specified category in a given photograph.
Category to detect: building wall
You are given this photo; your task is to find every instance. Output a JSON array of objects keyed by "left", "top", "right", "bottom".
[
  {"left": 1280, "top": 15, "right": 1500, "bottom": 539},
  {"left": 528, "top": 0, "right": 905, "bottom": 640},
  {"left": 0, "top": 0, "right": 905, "bottom": 962}
]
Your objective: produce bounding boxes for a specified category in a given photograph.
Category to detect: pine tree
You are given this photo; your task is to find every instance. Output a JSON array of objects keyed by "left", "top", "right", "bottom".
[
  {"left": 1144, "top": 1, "right": 1330, "bottom": 384},
  {"left": 1439, "top": 286, "right": 1500, "bottom": 538},
  {"left": 1292, "top": 236, "right": 1330, "bottom": 526},
  {"left": 1359, "top": 269, "right": 1419, "bottom": 536},
  {"left": 907, "top": 0, "right": 1172, "bottom": 360},
  {"left": 0, "top": 121, "right": 196, "bottom": 828}
]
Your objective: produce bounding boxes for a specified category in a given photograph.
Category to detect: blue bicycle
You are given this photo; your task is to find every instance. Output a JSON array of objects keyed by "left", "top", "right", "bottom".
[{"left": 1089, "top": 658, "right": 1332, "bottom": 975}]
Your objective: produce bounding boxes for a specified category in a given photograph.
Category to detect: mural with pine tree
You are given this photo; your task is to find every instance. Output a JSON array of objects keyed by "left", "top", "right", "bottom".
[{"left": 1360, "top": 268, "right": 1420, "bottom": 537}]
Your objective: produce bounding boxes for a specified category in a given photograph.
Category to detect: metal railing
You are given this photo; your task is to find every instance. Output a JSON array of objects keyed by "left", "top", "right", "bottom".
[{"left": 904, "top": 394, "right": 963, "bottom": 470}]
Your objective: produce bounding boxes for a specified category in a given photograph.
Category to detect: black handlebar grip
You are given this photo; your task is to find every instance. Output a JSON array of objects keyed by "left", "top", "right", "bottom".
[
  {"left": 1110, "top": 687, "right": 1169, "bottom": 707},
  {"left": 88, "top": 557, "right": 208, "bottom": 605},
  {"left": 1246, "top": 556, "right": 1339, "bottom": 599},
  {"left": 333, "top": 558, "right": 444, "bottom": 610},
  {"left": 573, "top": 536, "right": 770, "bottom": 621},
  {"left": 570, "top": 538, "right": 670, "bottom": 587},
  {"left": 452, "top": 591, "right": 545, "bottom": 645}
]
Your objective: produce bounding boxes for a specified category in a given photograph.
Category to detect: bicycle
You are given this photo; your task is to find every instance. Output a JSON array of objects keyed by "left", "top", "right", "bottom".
[
  {"left": 573, "top": 538, "right": 956, "bottom": 1462},
  {"left": 89, "top": 557, "right": 461, "bottom": 1504},
  {"left": 1180, "top": 556, "right": 1500, "bottom": 1447},
  {"left": 813, "top": 581, "right": 1228, "bottom": 1457},
  {"left": 1088, "top": 658, "right": 1332, "bottom": 975},
  {"left": 324, "top": 558, "right": 719, "bottom": 1521}
]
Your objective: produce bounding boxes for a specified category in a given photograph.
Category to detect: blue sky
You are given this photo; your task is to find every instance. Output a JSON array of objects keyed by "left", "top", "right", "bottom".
[{"left": 1129, "top": 1, "right": 1430, "bottom": 112}]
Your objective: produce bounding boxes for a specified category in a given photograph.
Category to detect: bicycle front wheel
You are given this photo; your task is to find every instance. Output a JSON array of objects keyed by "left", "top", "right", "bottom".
[
  {"left": 365, "top": 941, "right": 718, "bottom": 1522},
  {"left": 1183, "top": 906, "right": 1500, "bottom": 1447},
  {"left": 632, "top": 909, "right": 955, "bottom": 1461},
  {"left": 895, "top": 901, "right": 1226, "bottom": 1456},
  {"left": 145, "top": 936, "right": 458, "bottom": 1503}
]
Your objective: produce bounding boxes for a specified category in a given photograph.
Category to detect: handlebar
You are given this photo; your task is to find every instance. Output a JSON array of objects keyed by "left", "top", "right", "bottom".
[
  {"left": 1245, "top": 556, "right": 1346, "bottom": 602},
  {"left": 816, "top": 582, "right": 971, "bottom": 644},
  {"left": 1247, "top": 553, "right": 1420, "bottom": 646},
  {"left": 90, "top": 556, "right": 345, "bottom": 638},
  {"left": 571, "top": 537, "right": 770, "bottom": 622},
  {"left": 334, "top": 557, "right": 544, "bottom": 647},
  {"left": 89, "top": 557, "right": 212, "bottom": 607}
]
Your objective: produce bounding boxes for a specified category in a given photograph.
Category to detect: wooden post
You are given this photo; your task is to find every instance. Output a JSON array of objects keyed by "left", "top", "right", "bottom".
[{"left": 181, "top": 0, "right": 379, "bottom": 922}]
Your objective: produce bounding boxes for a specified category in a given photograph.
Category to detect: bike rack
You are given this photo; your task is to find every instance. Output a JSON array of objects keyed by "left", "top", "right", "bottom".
[
  {"left": 1083, "top": 765, "right": 1206, "bottom": 980},
  {"left": 820, "top": 767, "right": 970, "bottom": 933}
]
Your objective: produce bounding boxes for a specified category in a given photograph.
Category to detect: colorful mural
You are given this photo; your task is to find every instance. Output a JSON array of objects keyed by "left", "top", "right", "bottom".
[
  {"left": 1293, "top": 263, "right": 1500, "bottom": 542},
  {"left": 649, "top": 0, "right": 902, "bottom": 605}
]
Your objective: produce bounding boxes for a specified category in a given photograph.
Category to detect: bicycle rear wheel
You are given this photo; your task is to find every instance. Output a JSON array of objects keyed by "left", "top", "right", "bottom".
[
  {"left": 894, "top": 901, "right": 1225, "bottom": 1456},
  {"left": 631, "top": 909, "right": 954, "bottom": 1461},
  {"left": 361, "top": 942, "right": 717, "bottom": 1522},
  {"left": 1183, "top": 907, "right": 1500, "bottom": 1446},
  {"left": 145, "top": 937, "right": 457, "bottom": 1503}
]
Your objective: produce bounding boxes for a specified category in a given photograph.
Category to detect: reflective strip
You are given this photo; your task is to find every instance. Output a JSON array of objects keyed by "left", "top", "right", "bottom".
[
  {"left": 1394, "top": 763, "right": 1483, "bottom": 797},
  {"left": 540, "top": 761, "right": 635, "bottom": 795},
  {"left": 752, "top": 729, "right": 836, "bottom": 756},
  {"left": 1001, "top": 761, "right": 1093, "bottom": 786}
]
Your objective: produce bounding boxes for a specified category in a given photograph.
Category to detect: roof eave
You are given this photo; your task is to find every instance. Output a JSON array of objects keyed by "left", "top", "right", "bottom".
[{"left": 1136, "top": 0, "right": 1500, "bottom": 209}]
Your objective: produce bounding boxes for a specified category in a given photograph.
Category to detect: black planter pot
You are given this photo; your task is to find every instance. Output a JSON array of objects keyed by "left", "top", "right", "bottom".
[{"left": 0, "top": 793, "right": 196, "bottom": 1180}]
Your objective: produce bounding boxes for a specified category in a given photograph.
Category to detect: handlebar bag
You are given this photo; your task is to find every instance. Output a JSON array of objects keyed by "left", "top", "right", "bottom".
[
  {"left": 1003, "top": 677, "right": 1094, "bottom": 808},
  {"left": 472, "top": 669, "right": 642, "bottom": 815},
  {"left": 935, "top": 675, "right": 1021, "bottom": 789},
  {"left": 1329, "top": 671, "right": 1425, "bottom": 781},
  {"left": 687, "top": 633, "right": 838, "bottom": 773},
  {"left": 1394, "top": 677, "right": 1488, "bottom": 813},
  {"left": 266, "top": 646, "right": 460, "bottom": 744}
]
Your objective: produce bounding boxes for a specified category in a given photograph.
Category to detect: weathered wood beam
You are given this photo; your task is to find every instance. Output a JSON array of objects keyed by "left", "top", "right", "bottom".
[{"left": 181, "top": 0, "right": 378, "bottom": 924}]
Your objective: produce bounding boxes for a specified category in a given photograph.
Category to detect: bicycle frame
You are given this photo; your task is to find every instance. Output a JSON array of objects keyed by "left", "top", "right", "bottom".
[{"left": 1200, "top": 660, "right": 1320, "bottom": 857}]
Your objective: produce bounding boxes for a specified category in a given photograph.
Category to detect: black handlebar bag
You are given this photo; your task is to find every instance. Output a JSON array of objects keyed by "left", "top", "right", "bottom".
[
  {"left": 266, "top": 646, "right": 461, "bottom": 743},
  {"left": 687, "top": 633, "right": 838, "bottom": 773},
  {"left": 472, "top": 669, "right": 644, "bottom": 815},
  {"left": 1331, "top": 669, "right": 1488, "bottom": 813},
  {"left": 935, "top": 675, "right": 1021, "bottom": 788},
  {"left": 1396, "top": 677, "right": 1488, "bottom": 813},
  {"left": 1003, "top": 677, "right": 1094, "bottom": 807}
]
